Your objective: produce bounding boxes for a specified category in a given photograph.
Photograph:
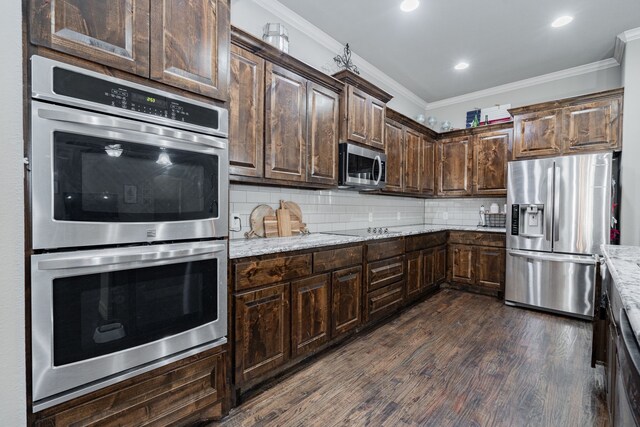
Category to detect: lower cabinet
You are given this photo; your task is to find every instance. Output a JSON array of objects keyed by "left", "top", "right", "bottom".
[
  {"left": 406, "top": 251, "right": 423, "bottom": 301},
  {"left": 234, "top": 283, "right": 290, "bottom": 384},
  {"left": 291, "top": 274, "right": 331, "bottom": 358},
  {"left": 447, "top": 233, "right": 506, "bottom": 296},
  {"left": 366, "top": 281, "right": 405, "bottom": 322},
  {"left": 449, "top": 244, "right": 475, "bottom": 285},
  {"left": 331, "top": 266, "right": 362, "bottom": 338},
  {"left": 423, "top": 245, "right": 447, "bottom": 293},
  {"left": 475, "top": 247, "right": 505, "bottom": 292}
]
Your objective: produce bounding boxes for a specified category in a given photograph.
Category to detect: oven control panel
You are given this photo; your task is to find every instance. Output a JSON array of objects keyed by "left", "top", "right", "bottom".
[{"left": 52, "top": 68, "right": 219, "bottom": 130}]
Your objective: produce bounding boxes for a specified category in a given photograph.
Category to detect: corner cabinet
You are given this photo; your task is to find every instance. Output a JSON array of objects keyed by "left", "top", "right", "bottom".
[
  {"left": 510, "top": 89, "right": 623, "bottom": 159},
  {"left": 30, "top": 0, "right": 231, "bottom": 101},
  {"left": 473, "top": 128, "right": 512, "bottom": 196},
  {"left": 334, "top": 70, "right": 392, "bottom": 151},
  {"left": 229, "top": 29, "right": 342, "bottom": 188}
]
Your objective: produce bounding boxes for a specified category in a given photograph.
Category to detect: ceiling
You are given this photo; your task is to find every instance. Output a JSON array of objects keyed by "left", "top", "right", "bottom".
[{"left": 277, "top": 0, "right": 640, "bottom": 102}]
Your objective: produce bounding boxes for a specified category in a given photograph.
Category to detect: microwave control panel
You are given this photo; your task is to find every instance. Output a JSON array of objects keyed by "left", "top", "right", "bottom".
[{"left": 52, "top": 68, "right": 218, "bottom": 130}]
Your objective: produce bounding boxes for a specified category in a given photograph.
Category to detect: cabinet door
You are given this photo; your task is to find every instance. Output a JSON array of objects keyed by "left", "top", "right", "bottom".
[
  {"left": 384, "top": 120, "right": 404, "bottom": 192},
  {"left": 564, "top": 97, "right": 622, "bottom": 152},
  {"left": 421, "top": 137, "right": 436, "bottom": 195},
  {"left": 30, "top": 0, "right": 150, "bottom": 76},
  {"left": 346, "top": 86, "right": 369, "bottom": 145},
  {"left": 437, "top": 137, "right": 473, "bottom": 196},
  {"left": 150, "top": 0, "right": 230, "bottom": 99},
  {"left": 291, "top": 274, "right": 330, "bottom": 358},
  {"left": 234, "top": 283, "right": 290, "bottom": 384},
  {"left": 434, "top": 245, "right": 447, "bottom": 284},
  {"left": 264, "top": 63, "right": 307, "bottom": 182},
  {"left": 422, "top": 249, "right": 435, "bottom": 290},
  {"left": 403, "top": 128, "right": 422, "bottom": 194},
  {"left": 368, "top": 98, "right": 386, "bottom": 150},
  {"left": 307, "top": 83, "right": 340, "bottom": 185},
  {"left": 405, "top": 251, "right": 423, "bottom": 300},
  {"left": 331, "top": 266, "right": 362, "bottom": 338},
  {"left": 473, "top": 129, "right": 512, "bottom": 196},
  {"left": 475, "top": 247, "right": 505, "bottom": 292},
  {"left": 229, "top": 45, "right": 264, "bottom": 177},
  {"left": 449, "top": 244, "right": 474, "bottom": 285},
  {"left": 513, "top": 110, "right": 562, "bottom": 159}
]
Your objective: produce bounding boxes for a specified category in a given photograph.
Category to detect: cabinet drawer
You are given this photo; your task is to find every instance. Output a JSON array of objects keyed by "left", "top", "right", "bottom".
[
  {"left": 405, "top": 232, "right": 447, "bottom": 252},
  {"left": 314, "top": 246, "right": 363, "bottom": 273},
  {"left": 367, "top": 256, "right": 404, "bottom": 291},
  {"left": 366, "top": 281, "right": 404, "bottom": 322},
  {"left": 366, "top": 238, "right": 404, "bottom": 262},
  {"left": 448, "top": 231, "right": 505, "bottom": 248},
  {"left": 234, "top": 254, "right": 312, "bottom": 291}
]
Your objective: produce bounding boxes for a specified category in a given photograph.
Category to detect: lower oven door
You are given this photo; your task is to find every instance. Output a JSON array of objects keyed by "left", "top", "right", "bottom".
[{"left": 31, "top": 240, "right": 227, "bottom": 411}]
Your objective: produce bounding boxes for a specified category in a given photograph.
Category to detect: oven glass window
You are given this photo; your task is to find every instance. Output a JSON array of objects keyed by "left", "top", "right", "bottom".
[
  {"left": 52, "top": 259, "right": 218, "bottom": 366},
  {"left": 53, "top": 132, "right": 219, "bottom": 222}
]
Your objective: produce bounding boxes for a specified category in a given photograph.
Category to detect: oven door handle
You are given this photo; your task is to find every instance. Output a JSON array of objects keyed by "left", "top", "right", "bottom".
[
  {"left": 38, "top": 108, "right": 227, "bottom": 150},
  {"left": 37, "top": 244, "right": 226, "bottom": 270}
]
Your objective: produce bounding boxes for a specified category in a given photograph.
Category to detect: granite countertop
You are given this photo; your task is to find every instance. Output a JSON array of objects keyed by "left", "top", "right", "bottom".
[
  {"left": 229, "top": 224, "right": 506, "bottom": 259},
  {"left": 601, "top": 245, "right": 640, "bottom": 342}
]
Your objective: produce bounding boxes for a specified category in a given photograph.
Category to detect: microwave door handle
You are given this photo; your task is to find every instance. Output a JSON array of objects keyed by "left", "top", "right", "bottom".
[
  {"left": 38, "top": 244, "right": 226, "bottom": 270},
  {"left": 37, "top": 108, "right": 227, "bottom": 150},
  {"left": 373, "top": 155, "right": 382, "bottom": 185}
]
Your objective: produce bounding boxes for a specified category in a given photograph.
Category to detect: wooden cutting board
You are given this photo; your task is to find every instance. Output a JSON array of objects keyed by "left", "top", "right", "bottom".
[
  {"left": 282, "top": 201, "right": 303, "bottom": 225},
  {"left": 264, "top": 215, "right": 279, "bottom": 238},
  {"left": 276, "top": 200, "right": 292, "bottom": 237},
  {"left": 290, "top": 214, "right": 301, "bottom": 235},
  {"left": 246, "top": 204, "right": 275, "bottom": 238}
]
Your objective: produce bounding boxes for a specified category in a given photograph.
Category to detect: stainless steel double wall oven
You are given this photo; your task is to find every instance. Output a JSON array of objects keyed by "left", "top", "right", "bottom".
[{"left": 29, "top": 56, "right": 229, "bottom": 411}]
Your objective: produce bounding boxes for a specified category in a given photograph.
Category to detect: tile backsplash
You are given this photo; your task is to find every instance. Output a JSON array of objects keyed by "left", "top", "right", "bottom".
[{"left": 229, "top": 184, "right": 506, "bottom": 239}]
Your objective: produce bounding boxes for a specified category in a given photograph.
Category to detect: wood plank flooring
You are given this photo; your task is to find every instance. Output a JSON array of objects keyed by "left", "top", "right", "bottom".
[{"left": 216, "top": 290, "right": 608, "bottom": 427}]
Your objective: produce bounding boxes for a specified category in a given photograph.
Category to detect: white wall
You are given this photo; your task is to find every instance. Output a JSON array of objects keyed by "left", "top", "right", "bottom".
[
  {"left": 425, "top": 65, "right": 622, "bottom": 129},
  {"left": 0, "top": 0, "right": 26, "bottom": 423},
  {"left": 230, "top": 0, "right": 427, "bottom": 119},
  {"left": 621, "top": 37, "right": 640, "bottom": 246}
]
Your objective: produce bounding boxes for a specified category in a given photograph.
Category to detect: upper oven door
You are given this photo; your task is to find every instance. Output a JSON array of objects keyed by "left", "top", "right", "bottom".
[
  {"left": 31, "top": 100, "right": 229, "bottom": 249},
  {"left": 31, "top": 240, "right": 227, "bottom": 409}
]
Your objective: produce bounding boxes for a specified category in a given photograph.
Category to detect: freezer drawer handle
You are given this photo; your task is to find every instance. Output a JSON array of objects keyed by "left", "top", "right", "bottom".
[{"left": 509, "top": 250, "right": 596, "bottom": 265}]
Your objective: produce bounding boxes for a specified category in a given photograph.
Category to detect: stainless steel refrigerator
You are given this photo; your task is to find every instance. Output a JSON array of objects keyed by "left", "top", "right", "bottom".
[{"left": 505, "top": 152, "right": 612, "bottom": 319}]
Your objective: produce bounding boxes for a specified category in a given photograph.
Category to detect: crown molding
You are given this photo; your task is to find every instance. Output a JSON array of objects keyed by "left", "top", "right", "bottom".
[
  {"left": 615, "top": 27, "right": 640, "bottom": 64},
  {"left": 425, "top": 58, "right": 620, "bottom": 110},
  {"left": 250, "top": 0, "right": 428, "bottom": 110}
]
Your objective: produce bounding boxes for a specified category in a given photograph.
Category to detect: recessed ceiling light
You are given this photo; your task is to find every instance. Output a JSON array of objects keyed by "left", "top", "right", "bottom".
[
  {"left": 400, "top": 0, "right": 419, "bottom": 12},
  {"left": 551, "top": 15, "right": 573, "bottom": 28},
  {"left": 454, "top": 62, "right": 469, "bottom": 71}
]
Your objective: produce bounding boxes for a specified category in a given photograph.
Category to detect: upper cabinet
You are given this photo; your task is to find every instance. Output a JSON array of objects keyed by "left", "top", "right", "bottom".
[
  {"left": 437, "top": 136, "right": 473, "bottom": 197},
  {"left": 420, "top": 136, "right": 436, "bottom": 196},
  {"left": 30, "top": 0, "right": 230, "bottom": 101},
  {"left": 473, "top": 129, "right": 512, "bottom": 196},
  {"left": 229, "top": 27, "right": 343, "bottom": 188},
  {"left": 150, "top": 0, "right": 230, "bottom": 99},
  {"left": 384, "top": 119, "right": 404, "bottom": 192},
  {"left": 334, "top": 70, "right": 392, "bottom": 151},
  {"left": 403, "top": 128, "right": 422, "bottom": 194},
  {"left": 30, "top": 0, "right": 151, "bottom": 77},
  {"left": 510, "top": 89, "right": 623, "bottom": 159}
]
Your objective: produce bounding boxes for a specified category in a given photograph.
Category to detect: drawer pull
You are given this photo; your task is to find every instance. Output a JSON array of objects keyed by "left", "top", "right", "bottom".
[{"left": 337, "top": 273, "right": 358, "bottom": 283}]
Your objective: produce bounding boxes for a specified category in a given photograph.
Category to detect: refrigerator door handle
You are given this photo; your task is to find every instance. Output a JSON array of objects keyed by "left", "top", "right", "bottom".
[
  {"left": 546, "top": 166, "right": 554, "bottom": 241},
  {"left": 553, "top": 166, "right": 560, "bottom": 242},
  {"left": 508, "top": 249, "right": 597, "bottom": 265}
]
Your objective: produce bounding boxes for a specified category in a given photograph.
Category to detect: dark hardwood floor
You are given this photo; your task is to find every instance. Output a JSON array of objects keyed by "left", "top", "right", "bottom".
[{"left": 217, "top": 290, "right": 608, "bottom": 426}]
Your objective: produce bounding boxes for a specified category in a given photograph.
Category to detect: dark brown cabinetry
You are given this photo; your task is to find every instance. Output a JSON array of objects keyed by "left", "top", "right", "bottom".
[
  {"left": 404, "top": 128, "right": 422, "bottom": 194},
  {"left": 150, "top": 0, "right": 230, "bottom": 99},
  {"left": 264, "top": 63, "right": 308, "bottom": 183},
  {"left": 229, "top": 29, "right": 343, "bottom": 188},
  {"left": 447, "top": 232, "right": 506, "bottom": 296},
  {"left": 473, "top": 129, "right": 511, "bottom": 196},
  {"left": 229, "top": 45, "right": 264, "bottom": 177},
  {"left": 334, "top": 70, "right": 392, "bottom": 151},
  {"left": 421, "top": 136, "right": 436, "bottom": 195},
  {"left": 30, "top": 0, "right": 151, "bottom": 77},
  {"left": 331, "top": 266, "right": 362, "bottom": 338},
  {"left": 406, "top": 251, "right": 423, "bottom": 301},
  {"left": 30, "top": 0, "right": 230, "bottom": 100},
  {"left": 291, "top": 274, "right": 330, "bottom": 358},
  {"left": 307, "top": 83, "right": 340, "bottom": 185},
  {"left": 384, "top": 119, "right": 404, "bottom": 192},
  {"left": 234, "top": 283, "right": 290, "bottom": 384},
  {"left": 510, "top": 89, "right": 623, "bottom": 159},
  {"left": 437, "top": 136, "right": 473, "bottom": 196}
]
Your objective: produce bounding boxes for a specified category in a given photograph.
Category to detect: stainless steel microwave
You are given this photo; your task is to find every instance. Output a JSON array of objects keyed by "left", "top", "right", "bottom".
[{"left": 338, "top": 142, "right": 387, "bottom": 190}]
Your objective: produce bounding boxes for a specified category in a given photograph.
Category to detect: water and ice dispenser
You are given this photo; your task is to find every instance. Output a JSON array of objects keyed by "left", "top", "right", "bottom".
[{"left": 511, "top": 204, "right": 545, "bottom": 237}]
